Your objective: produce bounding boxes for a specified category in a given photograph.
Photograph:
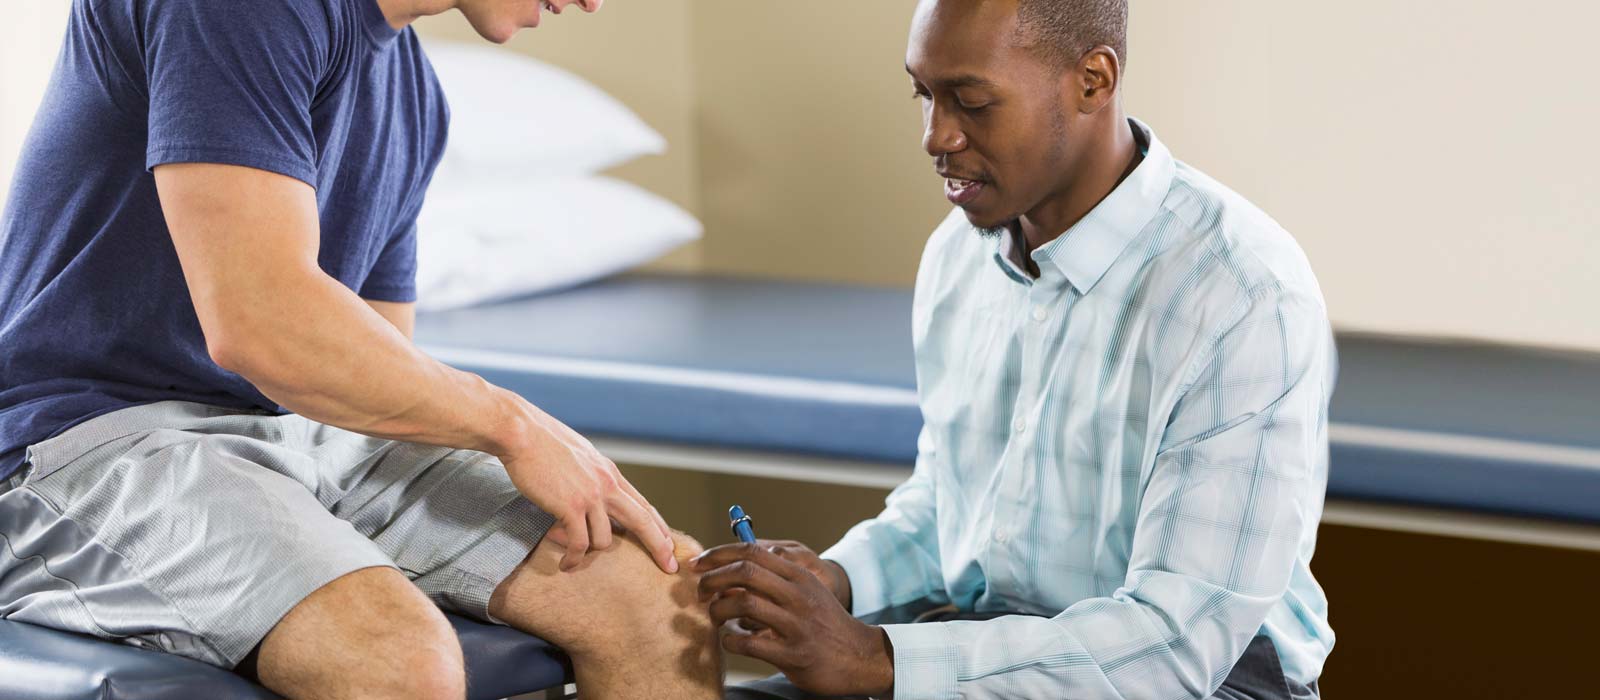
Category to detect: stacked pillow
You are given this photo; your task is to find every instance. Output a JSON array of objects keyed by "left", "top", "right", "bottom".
[{"left": 414, "top": 39, "right": 702, "bottom": 311}]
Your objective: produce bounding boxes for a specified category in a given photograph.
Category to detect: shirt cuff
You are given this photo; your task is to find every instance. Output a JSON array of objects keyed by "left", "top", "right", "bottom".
[
  {"left": 822, "top": 538, "right": 890, "bottom": 618},
  {"left": 881, "top": 622, "right": 960, "bottom": 700},
  {"left": 357, "top": 281, "right": 418, "bottom": 303},
  {"left": 146, "top": 143, "right": 317, "bottom": 188}
]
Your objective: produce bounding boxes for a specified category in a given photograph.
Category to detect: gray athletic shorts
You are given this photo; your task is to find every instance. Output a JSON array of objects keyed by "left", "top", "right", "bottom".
[{"left": 0, "top": 401, "right": 557, "bottom": 668}]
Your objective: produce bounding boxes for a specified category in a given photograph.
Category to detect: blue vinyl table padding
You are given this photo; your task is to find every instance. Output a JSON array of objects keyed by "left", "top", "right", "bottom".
[
  {"left": 0, "top": 615, "right": 569, "bottom": 700},
  {"left": 1329, "top": 335, "right": 1600, "bottom": 453},
  {"left": 1326, "top": 334, "right": 1600, "bottom": 523},
  {"left": 450, "top": 615, "right": 572, "bottom": 700},
  {"left": 0, "top": 619, "right": 268, "bottom": 700},
  {"left": 416, "top": 275, "right": 1600, "bottom": 524},
  {"left": 416, "top": 274, "right": 922, "bottom": 463}
]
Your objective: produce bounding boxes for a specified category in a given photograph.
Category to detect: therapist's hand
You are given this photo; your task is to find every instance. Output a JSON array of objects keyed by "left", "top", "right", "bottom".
[
  {"left": 750, "top": 539, "right": 854, "bottom": 610},
  {"left": 497, "top": 397, "right": 676, "bottom": 573},
  {"left": 694, "top": 543, "right": 894, "bottom": 697}
]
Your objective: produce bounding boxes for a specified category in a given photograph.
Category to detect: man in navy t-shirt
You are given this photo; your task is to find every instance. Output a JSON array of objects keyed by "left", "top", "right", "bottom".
[{"left": 0, "top": 1, "right": 722, "bottom": 697}]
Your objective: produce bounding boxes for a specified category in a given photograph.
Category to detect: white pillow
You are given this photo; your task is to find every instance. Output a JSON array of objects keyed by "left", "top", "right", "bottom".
[
  {"left": 415, "top": 176, "right": 702, "bottom": 311},
  {"left": 421, "top": 38, "right": 667, "bottom": 179}
]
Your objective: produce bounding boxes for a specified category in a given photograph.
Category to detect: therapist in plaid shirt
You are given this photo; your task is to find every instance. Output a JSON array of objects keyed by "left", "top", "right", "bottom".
[{"left": 696, "top": 1, "right": 1335, "bottom": 698}]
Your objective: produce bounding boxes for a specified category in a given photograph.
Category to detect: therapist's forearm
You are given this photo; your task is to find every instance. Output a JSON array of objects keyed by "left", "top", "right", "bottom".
[{"left": 210, "top": 266, "right": 532, "bottom": 457}]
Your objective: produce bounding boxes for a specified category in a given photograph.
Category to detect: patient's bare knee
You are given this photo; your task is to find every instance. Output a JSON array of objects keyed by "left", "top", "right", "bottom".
[
  {"left": 257, "top": 567, "right": 466, "bottom": 700},
  {"left": 491, "top": 530, "right": 721, "bottom": 698},
  {"left": 490, "top": 530, "right": 713, "bottom": 656},
  {"left": 672, "top": 531, "right": 706, "bottom": 562},
  {"left": 385, "top": 644, "right": 468, "bottom": 700}
]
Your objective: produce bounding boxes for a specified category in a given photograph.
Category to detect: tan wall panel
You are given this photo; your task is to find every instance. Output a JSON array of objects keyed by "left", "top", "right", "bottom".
[
  {"left": 414, "top": 2, "right": 704, "bottom": 272},
  {"left": 690, "top": 0, "right": 951, "bottom": 287},
  {"left": 1125, "top": 0, "right": 1600, "bottom": 351}
]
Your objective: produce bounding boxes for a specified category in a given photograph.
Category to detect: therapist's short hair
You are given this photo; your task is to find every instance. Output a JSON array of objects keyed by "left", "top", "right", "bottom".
[{"left": 1016, "top": 0, "right": 1128, "bottom": 71}]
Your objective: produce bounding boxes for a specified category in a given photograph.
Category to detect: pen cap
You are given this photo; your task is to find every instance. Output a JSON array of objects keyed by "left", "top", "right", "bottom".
[{"left": 728, "top": 504, "right": 756, "bottom": 542}]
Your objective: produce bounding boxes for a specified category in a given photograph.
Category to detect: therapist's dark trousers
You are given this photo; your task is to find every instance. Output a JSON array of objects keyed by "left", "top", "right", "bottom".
[{"left": 726, "top": 611, "right": 1318, "bottom": 700}]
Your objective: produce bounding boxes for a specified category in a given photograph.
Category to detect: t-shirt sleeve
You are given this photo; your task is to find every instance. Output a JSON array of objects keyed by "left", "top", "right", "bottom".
[
  {"left": 359, "top": 222, "right": 418, "bottom": 302},
  {"left": 142, "top": 0, "right": 331, "bottom": 185},
  {"left": 360, "top": 94, "right": 446, "bottom": 304}
]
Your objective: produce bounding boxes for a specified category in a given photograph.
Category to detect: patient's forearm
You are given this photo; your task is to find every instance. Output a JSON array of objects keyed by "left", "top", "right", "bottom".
[
  {"left": 214, "top": 269, "right": 531, "bottom": 457},
  {"left": 155, "top": 160, "right": 680, "bottom": 574}
]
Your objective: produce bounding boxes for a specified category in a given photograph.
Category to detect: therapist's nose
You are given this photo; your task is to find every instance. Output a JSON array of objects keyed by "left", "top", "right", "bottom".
[{"left": 922, "top": 105, "right": 967, "bottom": 157}]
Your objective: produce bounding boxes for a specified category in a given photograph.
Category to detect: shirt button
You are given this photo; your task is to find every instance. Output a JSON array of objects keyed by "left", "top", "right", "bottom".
[
  {"left": 1012, "top": 417, "right": 1027, "bottom": 433},
  {"left": 993, "top": 530, "right": 1009, "bottom": 544},
  {"left": 1031, "top": 306, "right": 1048, "bottom": 322}
]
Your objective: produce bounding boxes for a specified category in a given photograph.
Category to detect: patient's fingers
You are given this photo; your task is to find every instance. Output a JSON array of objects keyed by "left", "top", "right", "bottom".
[
  {"left": 587, "top": 506, "right": 613, "bottom": 553},
  {"left": 559, "top": 514, "right": 590, "bottom": 571},
  {"left": 618, "top": 475, "right": 672, "bottom": 545},
  {"left": 605, "top": 486, "right": 679, "bottom": 574}
]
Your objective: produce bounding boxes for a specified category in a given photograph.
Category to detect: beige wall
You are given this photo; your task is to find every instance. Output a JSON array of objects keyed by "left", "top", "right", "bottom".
[
  {"left": 1123, "top": 0, "right": 1600, "bottom": 351},
  {"left": 690, "top": 0, "right": 949, "bottom": 286},
  {"left": 414, "top": 3, "right": 705, "bottom": 272}
]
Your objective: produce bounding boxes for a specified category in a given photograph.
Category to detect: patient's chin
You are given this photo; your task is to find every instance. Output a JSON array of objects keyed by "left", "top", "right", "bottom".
[{"left": 465, "top": 15, "right": 520, "bottom": 44}]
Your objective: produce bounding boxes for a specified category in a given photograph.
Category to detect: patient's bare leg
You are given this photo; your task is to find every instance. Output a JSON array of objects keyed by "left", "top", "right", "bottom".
[{"left": 489, "top": 531, "right": 722, "bottom": 699}]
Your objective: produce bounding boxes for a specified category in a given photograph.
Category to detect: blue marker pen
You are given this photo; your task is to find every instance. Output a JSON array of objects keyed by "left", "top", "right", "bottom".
[{"left": 728, "top": 505, "right": 757, "bottom": 544}]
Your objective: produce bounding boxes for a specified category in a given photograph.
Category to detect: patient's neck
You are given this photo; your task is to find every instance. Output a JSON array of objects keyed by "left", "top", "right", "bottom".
[{"left": 375, "top": 0, "right": 457, "bottom": 30}]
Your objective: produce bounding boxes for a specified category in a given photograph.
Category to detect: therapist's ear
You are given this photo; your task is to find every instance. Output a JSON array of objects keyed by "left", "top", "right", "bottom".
[{"left": 1073, "top": 46, "right": 1121, "bottom": 115}]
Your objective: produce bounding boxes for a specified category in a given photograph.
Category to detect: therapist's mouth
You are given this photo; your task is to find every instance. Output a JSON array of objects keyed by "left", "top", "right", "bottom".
[{"left": 944, "top": 176, "right": 987, "bottom": 206}]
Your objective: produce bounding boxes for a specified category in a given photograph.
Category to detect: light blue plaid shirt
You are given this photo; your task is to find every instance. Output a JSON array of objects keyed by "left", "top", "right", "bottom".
[{"left": 823, "top": 119, "right": 1336, "bottom": 699}]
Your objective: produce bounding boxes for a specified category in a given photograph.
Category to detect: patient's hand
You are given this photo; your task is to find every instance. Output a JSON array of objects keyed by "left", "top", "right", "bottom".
[
  {"left": 693, "top": 543, "right": 893, "bottom": 697},
  {"left": 497, "top": 399, "right": 677, "bottom": 575}
]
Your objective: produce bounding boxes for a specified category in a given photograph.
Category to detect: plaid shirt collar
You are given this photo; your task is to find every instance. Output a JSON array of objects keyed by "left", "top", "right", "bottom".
[{"left": 993, "top": 117, "right": 1175, "bottom": 295}]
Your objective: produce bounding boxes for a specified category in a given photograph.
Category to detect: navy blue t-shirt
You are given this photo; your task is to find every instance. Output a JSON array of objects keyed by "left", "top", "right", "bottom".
[{"left": 0, "top": 0, "right": 448, "bottom": 479}]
